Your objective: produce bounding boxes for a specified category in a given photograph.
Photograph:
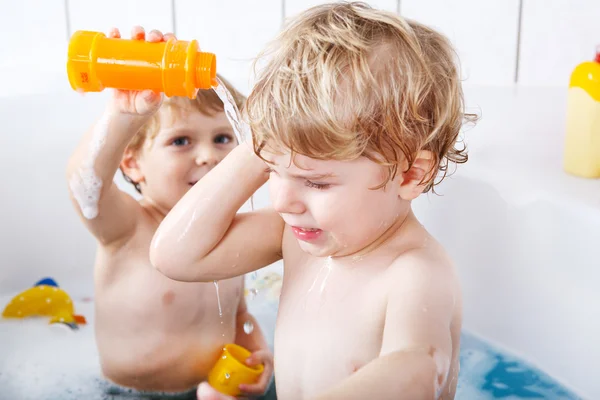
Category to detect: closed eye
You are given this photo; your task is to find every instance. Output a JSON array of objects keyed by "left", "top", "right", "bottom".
[{"left": 305, "top": 180, "right": 330, "bottom": 190}]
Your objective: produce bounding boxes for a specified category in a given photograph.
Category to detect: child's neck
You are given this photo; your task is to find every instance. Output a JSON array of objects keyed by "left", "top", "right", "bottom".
[
  {"left": 338, "top": 207, "right": 416, "bottom": 261},
  {"left": 140, "top": 197, "right": 170, "bottom": 224}
]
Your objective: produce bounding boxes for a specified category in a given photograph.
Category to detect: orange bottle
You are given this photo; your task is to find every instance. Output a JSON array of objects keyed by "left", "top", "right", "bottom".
[{"left": 67, "top": 30, "right": 217, "bottom": 99}]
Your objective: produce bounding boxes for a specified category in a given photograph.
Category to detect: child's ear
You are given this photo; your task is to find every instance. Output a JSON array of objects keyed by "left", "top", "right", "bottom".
[
  {"left": 398, "top": 150, "right": 435, "bottom": 200},
  {"left": 120, "top": 148, "right": 144, "bottom": 185}
]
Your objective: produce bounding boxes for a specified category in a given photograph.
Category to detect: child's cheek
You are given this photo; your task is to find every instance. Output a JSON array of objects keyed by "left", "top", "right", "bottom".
[{"left": 312, "top": 191, "right": 347, "bottom": 230}]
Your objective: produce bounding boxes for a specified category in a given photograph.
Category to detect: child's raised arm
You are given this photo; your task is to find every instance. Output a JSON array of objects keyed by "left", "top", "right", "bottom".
[
  {"left": 151, "top": 143, "right": 284, "bottom": 282},
  {"left": 66, "top": 27, "right": 167, "bottom": 247}
]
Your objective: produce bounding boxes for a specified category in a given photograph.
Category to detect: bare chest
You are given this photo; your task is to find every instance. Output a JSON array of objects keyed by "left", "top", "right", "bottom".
[
  {"left": 274, "top": 259, "right": 386, "bottom": 398},
  {"left": 94, "top": 229, "right": 243, "bottom": 327}
]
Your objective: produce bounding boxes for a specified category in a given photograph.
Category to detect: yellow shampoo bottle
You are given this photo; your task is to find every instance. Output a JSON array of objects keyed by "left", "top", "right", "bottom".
[{"left": 564, "top": 47, "right": 600, "bottom": 178}]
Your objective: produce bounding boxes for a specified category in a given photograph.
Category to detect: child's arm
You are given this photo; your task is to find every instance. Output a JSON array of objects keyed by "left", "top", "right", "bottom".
[
  {"left": 312, "top": 256, "right": 456, "bottom": 400},
  {"left": 151, "top": 143, "right": 285, "bottom": 282},
  {"left": 66, "top": 27, "right": 165, "bottom": 246},
  {"left": 233, "top": 283, "right": 274, "bottom": 397}
]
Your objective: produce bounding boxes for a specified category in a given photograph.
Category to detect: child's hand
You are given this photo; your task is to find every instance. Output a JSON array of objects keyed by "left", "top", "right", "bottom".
[
  {"left": 196, "top": 349, "right": 273, "bottom": 400},
  {"left": 239, "top": 349, "right": 274, "bottom": 397},
  {"left": 107, "top": 26, "right": 175, "bottom": 116},
  {"left": 196, "top": 382, "right": 235, "bottom": 400}
]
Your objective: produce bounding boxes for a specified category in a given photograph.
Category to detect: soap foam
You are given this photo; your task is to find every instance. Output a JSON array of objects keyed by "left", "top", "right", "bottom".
[{"left": 69, "top": 113, "right": 109, "bottom": 219}]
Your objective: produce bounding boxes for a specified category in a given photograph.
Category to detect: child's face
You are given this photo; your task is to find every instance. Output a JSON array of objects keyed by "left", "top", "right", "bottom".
[
  {"left": 135, "top": 108, "right": 237, "bottom": 213},
  {"left": 265, "top": 150, "right": 406, "bottom": 258}
]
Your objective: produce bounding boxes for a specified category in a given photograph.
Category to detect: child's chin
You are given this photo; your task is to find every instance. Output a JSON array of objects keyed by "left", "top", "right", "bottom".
[{"left": 297, "top": 240, "right": 334, "bottom": 258}]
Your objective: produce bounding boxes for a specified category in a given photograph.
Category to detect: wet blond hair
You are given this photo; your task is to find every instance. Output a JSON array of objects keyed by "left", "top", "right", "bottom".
[
  {"left": 122, "top": 74, "right": 246, "bottom": 193},
  {"left": 246, "top": 2, "right": 472, "bottom": 191}
]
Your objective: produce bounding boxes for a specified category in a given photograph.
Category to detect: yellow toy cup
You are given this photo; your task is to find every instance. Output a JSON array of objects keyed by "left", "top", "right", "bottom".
[{"left": 208, "top": 344, "right": 264, "bottom": 396}]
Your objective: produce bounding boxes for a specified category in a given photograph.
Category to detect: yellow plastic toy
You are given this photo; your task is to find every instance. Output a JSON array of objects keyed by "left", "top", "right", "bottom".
[
  {"left": 208, "top": 344, "right": 264, "bottom": 396},
  {"left": 564, "top": 46, "right": 600, "bottom": 178},
  {"left": 67, "top": 30, "right": 217, "bottom": 99},
  {"left": 2, "top": 278, "right": 86, "bottom": 329}
]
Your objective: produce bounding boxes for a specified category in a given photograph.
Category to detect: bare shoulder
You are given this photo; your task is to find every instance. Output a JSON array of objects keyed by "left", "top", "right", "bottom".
[
  {"left": 385, "top": 237, "right": 459, "bottom": 307},
  {"left": 100, "top": 199, "right": 157, "bottom": 253},
  {"left": 378, "top": 236, "right": 461, "bottom": 356},
  {"left": 95, "top": 204, "right": 166, "bottom": 286}
]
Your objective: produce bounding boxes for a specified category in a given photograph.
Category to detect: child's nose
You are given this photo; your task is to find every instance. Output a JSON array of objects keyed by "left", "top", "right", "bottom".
[
  {"left": 194, "top": 147, "right": 218, "bottom": 167},
  {"left": 272, "top": 181, "right": 305, "bottom": 215}
]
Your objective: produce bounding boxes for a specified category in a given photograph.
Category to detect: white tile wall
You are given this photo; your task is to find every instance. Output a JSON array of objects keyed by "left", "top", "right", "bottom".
[
  {"left": 68, "top": 0, "right": 174, "bottom": 37},
  {"left": 0, "top": 1, "right": 67, "bottom": 70},
  {"left": 174, "top": 0, "right": 282, "bottom": 94},
  {"left": 401, "top": 0, "right": 521, "bottom": 86},
  {"left": 519, "top": 0, "right": 600, "bottom": 86},
  {"left": 1, "top": 0, "right": 598, "bottom": 94}
]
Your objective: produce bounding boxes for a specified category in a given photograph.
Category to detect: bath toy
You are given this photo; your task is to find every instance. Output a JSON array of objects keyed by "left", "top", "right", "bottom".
[
  {"left": 564, "top": 46, "right": 600, "bottom": 178},
  {"left": 67, "top": 30, "right": 217, "bottom": 99},
  {"left": 208, "top": 344, "right": 264, "bottom": 396},
  {"left": 2, "top": 277, "right": 87, "bottom": 329}
]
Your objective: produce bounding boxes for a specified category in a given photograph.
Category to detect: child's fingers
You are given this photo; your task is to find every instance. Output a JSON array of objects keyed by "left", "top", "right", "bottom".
[
  {"left": 108, "top": 27, "right": 120, "bottom": 39},
  {"left": 163, "top": 32, "right": 176, "bottom": 42},
  {"left": 146, "top": 29, "right": 163, "bottom": 43},
  {"left": 245, "top": 355, "right": 260, "bottom": 367},
  {"left": 239, "top": 351, "right": 272, "bottom": 395},
  {"left": 130, "top": 25, "right": 145, "bottom": 40},
  {"left": 239, "top": 365, "right": 272, "bottom": 395},
  {"left": 141, "top": 90, "right": 160, "bottom": 102},
  {"left": 238, "top": 374, "right": 269, "bottom": 396},
  {"left": 196, "top": 382, "right": 234, "bottom": 400},
  {"left": 245, "top": 349, "right": 270, "bottom": 366}
]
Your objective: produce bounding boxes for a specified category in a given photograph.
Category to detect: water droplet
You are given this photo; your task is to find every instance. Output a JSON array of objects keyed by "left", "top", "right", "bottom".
[
  {"left": 46, "top": 298, "right": 52, "bottom": 303},
  {"left": 244, "top": 320, "right": 254, "bottom": 334},
  {"left": 213, "top": 280, "right": 223, "bottom": 317},
  {"left": 249, "top": 288, "right": 259, "bottom": 299},
  {"left": 225, "top": 373, "right": 231, "bottom": 379}
]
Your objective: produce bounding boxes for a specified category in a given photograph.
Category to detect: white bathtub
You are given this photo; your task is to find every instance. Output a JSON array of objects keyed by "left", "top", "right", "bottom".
[{"left": 0, "top": 84, "right": 595, "bottom": 399}]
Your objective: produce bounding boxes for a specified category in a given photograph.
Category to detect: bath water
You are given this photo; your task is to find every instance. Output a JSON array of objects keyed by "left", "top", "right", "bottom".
[{"left": 0, "top": 294, "right": 584, "bottom": 399}]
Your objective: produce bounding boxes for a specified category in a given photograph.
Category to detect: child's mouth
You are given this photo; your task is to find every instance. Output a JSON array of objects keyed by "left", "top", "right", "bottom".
[{"left": 291, "top": 226, "right": 323, "bottom": 241}]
